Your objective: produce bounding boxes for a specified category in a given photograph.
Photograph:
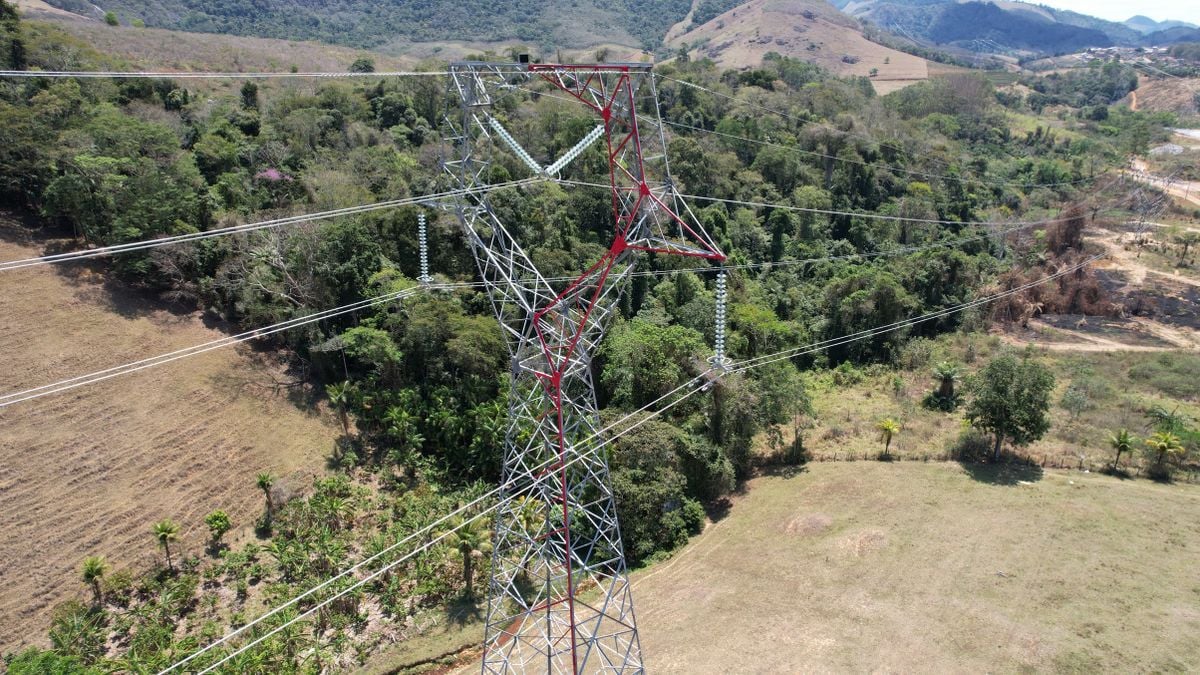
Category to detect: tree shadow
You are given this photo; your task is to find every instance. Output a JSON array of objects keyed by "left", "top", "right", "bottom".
[
  {"left": 703, "top": 496, "right": 734, "bottom": 524},
  {"left": 757, "top": 463, "right": 810, "bottom": 480},
  {"left": 445, "top": 596, "right": 485, "bottom": 627},
  {"left": 958, "top": 459, "right": 1044, "bottom": 485}
]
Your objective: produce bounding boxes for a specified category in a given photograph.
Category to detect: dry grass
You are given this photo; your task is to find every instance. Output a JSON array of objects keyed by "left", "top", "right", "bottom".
[
  {"left": 0, "top": 214, "right": 339, "bottom": 653},
  {"left": 786, "top": 334, "right": 1200, "bottom": 471},
  {"left": 634, "top": 461, "right": 1200, "bottom": 673},
  {"left": 1120, "top": 74, "right": 1200, "bottom": 117},
  {"left": 15, "top": 0, "right": 414, "bottom": 74},
  {"left": 668, "top": 0, "right": 928, "bottom": 89}
]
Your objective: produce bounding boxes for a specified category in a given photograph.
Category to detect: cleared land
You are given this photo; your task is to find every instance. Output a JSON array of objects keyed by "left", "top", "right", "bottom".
[
  {"left": 14, "top": 0, "right": 414, "bottom": 74},
  {"left": 634, "top": 461, "right": 1200, "bottom": 673},
  {"left": 1120, "top": 74, "right": 1200, "bottom": 117},
  {"left": 0, "top": 214, "right": 339, "bottom": 653},
  {"left": 669, "top": 0, "right": 928, "bottom": 89}
]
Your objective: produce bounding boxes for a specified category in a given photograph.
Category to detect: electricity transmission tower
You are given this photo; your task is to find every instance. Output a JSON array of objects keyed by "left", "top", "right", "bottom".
[{"left": 441, "top": 61, "right": 724, "bottom": 673}]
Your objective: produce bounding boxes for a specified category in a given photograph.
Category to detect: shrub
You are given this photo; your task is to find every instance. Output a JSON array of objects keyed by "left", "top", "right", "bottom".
[
  {"left": 832, "top": 361, "right": 863, "bottom": 386},
  {"left": 681, "top": 498, "right": 706, "bottom": 535},
  {"left": 103, "top": 11, "right": 118, "bottom": 26},
  {"left": 896, "top": 337, "right": 934, "bottom": 370}
]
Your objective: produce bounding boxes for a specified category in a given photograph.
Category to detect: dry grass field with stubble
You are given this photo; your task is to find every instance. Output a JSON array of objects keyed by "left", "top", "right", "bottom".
[
  {"left": 634, "top": 461, "right": 1200, "bottom": 673},
  {"left": 669, "top": 0, "right": 928, "bottom": 89},
  {"left": 0, "top": 214, "right": 339, "bottom": 653}
]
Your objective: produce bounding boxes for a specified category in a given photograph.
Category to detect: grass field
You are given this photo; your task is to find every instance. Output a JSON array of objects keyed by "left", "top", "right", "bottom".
[
  {"left": 633, "top": 461, "right": 1200, "bottom": 673},
  {"left": 0, "top": 214, "right": 339, "bottom": 653},
  {"left": 792, "top": 335, "right": 1200, "bottom": 472}
]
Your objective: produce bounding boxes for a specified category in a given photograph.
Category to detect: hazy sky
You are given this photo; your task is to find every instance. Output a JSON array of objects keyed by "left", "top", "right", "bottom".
[{"left": 1032, "top": 0, "right": 1199, "bottom": 25}]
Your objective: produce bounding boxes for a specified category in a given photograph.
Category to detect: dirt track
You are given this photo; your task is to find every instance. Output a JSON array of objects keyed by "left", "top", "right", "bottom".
[{"left": 0, "top": 216, "right": 337, "bottom": 653}]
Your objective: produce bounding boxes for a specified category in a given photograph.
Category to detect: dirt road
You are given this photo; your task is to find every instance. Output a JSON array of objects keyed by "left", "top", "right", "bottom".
[{"left": 1128, "top": 159, "right": 1200, "bottom": 207}]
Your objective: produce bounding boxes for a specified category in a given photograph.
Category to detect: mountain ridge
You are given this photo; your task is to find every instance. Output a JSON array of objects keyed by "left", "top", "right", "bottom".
[{"left": 840, "top": 0, "right": 1194, "bottom": 54}]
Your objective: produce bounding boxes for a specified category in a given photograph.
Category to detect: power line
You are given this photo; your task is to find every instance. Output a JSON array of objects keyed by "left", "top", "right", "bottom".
[
  {"left": 160, "top": 370, "right": 712, "bottom": 673},
  {"left": 0, "top": 66, "right": 639, "bottom": 80},
  {"left": 730, "top": 252, "right": 1108, "bottom": 373},
  {"left": 0, "top": 69, "right": 448, "bottom": 79},
  {"left": 660, "top": 75, "right": 919, "bottom": 160},
  {"left": 0, "top": 281, "right": 488, "bottom": 409},
  {"left": 511, "top": 78, "right": 1091, "bottom": 192},
  {"left": 0, "top": 179, "right": 542, "bottom": 272},
  {"left": 557, "top": 177, "right": 1076, "bottom": 227},
  {"left": 0, "top": 216, "right": 1048, "bottom": 410},
  {"left": 0, "top": 172, "right": 1090, "bottom": 409},
  {"left": 169, "top": 243, "right": 1116, "bottom": 671},
  {"left": 662, "top": 119, "right": 1096, "bottom": 190}
]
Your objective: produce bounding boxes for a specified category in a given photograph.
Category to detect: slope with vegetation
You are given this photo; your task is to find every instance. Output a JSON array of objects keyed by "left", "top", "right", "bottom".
[
  {"left": 840, "top": 0, "right": 1151, "bottom": 54},
  {"left": 42, "top": 0, "right": 691, "bottom": 52},
  {"left": 1, "top": 0, "right": 1197, "bottom": 668},
  {"left": 668, "top": 0, "right": 929, "bottom": 89}
]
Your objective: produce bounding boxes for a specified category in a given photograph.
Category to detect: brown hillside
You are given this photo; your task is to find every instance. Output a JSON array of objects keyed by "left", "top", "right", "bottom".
[
  {"left": 1119, "top": 74, "right": 1200, "bottom": 116},
  {"left": 13, "top": 0, "right": 415, "bottom": 74},
  {"left": 0, "top": 215, "right": 338, "bottom": 653},
  {"left": 669, "top": 0, "right": 928, "bottom": 92}
]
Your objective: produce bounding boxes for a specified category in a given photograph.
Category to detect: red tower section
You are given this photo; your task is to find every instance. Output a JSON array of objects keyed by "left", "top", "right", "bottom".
[{"left": 442, "top": 61, "right": 723, "bottom": 674}]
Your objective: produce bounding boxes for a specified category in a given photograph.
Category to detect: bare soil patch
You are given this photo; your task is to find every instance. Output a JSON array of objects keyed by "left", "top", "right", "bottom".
[
  {"left": 783, "top": 512, "right": 832, "bottom": 536},
  {"left": 0, "top": 214, "right": 338, "bottom": 653}
]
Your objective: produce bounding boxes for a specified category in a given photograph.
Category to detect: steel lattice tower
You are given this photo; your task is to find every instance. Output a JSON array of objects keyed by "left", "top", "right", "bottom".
[{"left": 440, "top": 61, "right": 724, "bottom": 674}]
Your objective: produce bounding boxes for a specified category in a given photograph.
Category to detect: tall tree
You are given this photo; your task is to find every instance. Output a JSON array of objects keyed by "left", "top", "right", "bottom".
[
  {"left": 1144, "top": 431, "right": 1184, "bottom": 477},
  {"left": 80, "top": 556, "right": 107, "bottom": 606},
  {"left": 877, "top": 418, "right": 900, "bottom": 458},
  {"left": 152, "top": 519, "right": 180, "bottom": 572},
  {"left": 256, "top": 473, "right": 275, "bottom": 529},
  {"left": 326, "top": 381, "right": 353, "bottom": 436},
  {"left": 437, "top": 515, "right": 493, "bottom": 597},
  {"left": 1108, "top": 429, "right": 1134, "bottom": 471},
  {"left": 964, "top": 354, "right": 1055, "bottom": 461}
]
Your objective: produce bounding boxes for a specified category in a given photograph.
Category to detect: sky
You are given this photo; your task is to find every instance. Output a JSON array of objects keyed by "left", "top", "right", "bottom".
[{"left": 1031, "top": 0, "right": 1199, "bottom": 25}]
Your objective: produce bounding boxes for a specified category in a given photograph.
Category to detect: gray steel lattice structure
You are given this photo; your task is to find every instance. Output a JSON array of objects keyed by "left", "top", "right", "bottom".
[{"left": 440, "top": 61, "right": 724, "bottom": 674}]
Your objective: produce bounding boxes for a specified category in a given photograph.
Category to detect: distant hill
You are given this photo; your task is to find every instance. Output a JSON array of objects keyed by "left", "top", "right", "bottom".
[
  {"left": 669, "top": 0, "right": 936, "bottom": 93},
  {"left": 838, "top": 0, "right": 1194, "bottom": 54},
  {"left": 927, "top": 2, "right": 1112, "bottom": 52},
  {"left": 1124, "top": 15, "right": 1197, "bottom": 35},
  {"left": 1143, "top": 26, "right": 1200, "bottom": 45},
  {"left": 42, "top": 0, "right": 693, "bottom": 52}
]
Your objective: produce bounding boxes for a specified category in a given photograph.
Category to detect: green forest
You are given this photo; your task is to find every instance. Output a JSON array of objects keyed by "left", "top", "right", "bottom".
[{"left": 2, "top": 0, "right": 1195, "bottom": 670}]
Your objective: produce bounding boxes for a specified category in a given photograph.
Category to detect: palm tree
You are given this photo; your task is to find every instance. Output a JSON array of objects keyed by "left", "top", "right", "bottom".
[
  {"left": 1144, "top": 431, "right": 1184, "bottom": 475},
  {"left": 932, "top": 362, "right": 961, "bottom": 401},
  {"left": 1109, "top": 429, "right": 1135, "bottom": 471},
  {"left": 152, "top": 519, "right": 180, "bottom": 572},
  {"left": 877, "top": 418, "right": 900, "bottom": 458},
  {"left": 437, "top": 515, "right": 493, "bottom": 597},
  {"left": 1174, "top": 231, "right": 1199, "bottom": 265},
  {"left": 326, "top": 381, "right": 353, "bottom": 436},
  {"left": 80, "top": 555, "right": 107, "bottom": 606},
  {"left": 257, "top": 472, "right": 275, "bottom": 527}
]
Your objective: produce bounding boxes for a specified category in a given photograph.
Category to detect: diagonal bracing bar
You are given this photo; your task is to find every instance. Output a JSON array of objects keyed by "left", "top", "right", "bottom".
[{"left": 441, "top": 61, "right": 724, "bottom": 674}]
